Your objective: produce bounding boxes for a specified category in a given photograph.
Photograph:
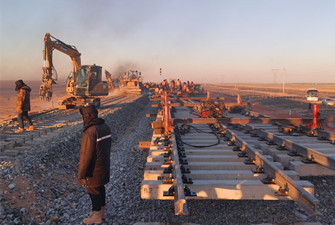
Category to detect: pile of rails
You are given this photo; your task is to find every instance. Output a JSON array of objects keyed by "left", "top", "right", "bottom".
[{"left": 139, "top": 88, "right": 335, "bottom": 217}]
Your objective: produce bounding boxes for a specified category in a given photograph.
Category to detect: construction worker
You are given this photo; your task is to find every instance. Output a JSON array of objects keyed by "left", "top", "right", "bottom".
[
  {"left": 170, "top": 80, "right": 176, "bottom": 92},
  {"left": 15, "top": 80, "right": 34, "bottom": 133},
  {"left": 176, "top": 79, "right": 182, "bottom": 91},
  {"left": 161, "top": 79, "right": 169, "bottom": 91},
  {"left": 182, "top": 82, "right": 190, "bottom": 93},
  {"left": 190, "top": 81, "right": 194, "bottom": 93},
  {"left": 78, "top": 105, "right": 112, "bottom": 224}
]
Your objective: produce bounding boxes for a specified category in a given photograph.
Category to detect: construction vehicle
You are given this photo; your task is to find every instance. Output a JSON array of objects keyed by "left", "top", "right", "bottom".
[
  {"left": 306, "top": 88, "right": 319, "bottom": 101},
  {"left": 40, "top": 33, "right": 108, "bottom": 109},
  {"left": 119, "top": 70, "right": 142, "bottom": 95},
  {"left": 105, "top": 70, "right": 119, "bottom": 91}
]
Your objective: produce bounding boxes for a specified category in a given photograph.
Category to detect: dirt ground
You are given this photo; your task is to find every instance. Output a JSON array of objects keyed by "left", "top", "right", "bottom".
[{"left": 0, "top": 81, "right": 67, "bottom": 122}]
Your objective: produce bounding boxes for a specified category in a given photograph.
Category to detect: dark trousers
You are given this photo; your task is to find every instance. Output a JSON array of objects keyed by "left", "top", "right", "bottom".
[
  {"left": 18, "top": 111, "right": 33, "bottom": 128},
  {"left": 87, "top": 186, "right": 106, "bottom": 211}
]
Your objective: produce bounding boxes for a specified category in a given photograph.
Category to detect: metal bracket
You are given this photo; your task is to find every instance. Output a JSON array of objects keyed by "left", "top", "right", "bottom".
[
  {"left": 153, "top": 137, "right": 161, "bottom": 146},
  {"left": 163, "top": 185, "right": 197, "bottom": 197},
  {"left": 163, "top": 174, "right": 174, "bottom": 184},
  {"left": 238, "top": 151, "right": 248, "bottom": 158},
  {"left": 164, "top": 157, "right": 172, "bottom": 165},
  {"left": 223, "top": 136, "right": 230, "bottom": 141},
  {"left": 276, "top": 143, "right": 286, "bottom": 150},
  {"left": 178, "top": 152, "right": 186, "bottom": 158},
  {"left": 179, "top": 158, "right": 188, "bottom": 165},
  {"left": 250, "top": 131, "right": 258, "bottom": 137},
  {"left": 163, "top": 151, "right": 172, "bottom": 157},
  {"left": 164, "top": 146, "right": 172, "bottom": 152},
  {"left": 232, "top": 146, "right": 241, "bottom": 151},
  {"left": 275, "top": 183, "right": 289, "bottom": 196},
  {"left": 288, "top": 150, "right": 300, "bottom": 157},
  {"left": 258, "top": 136, "right": 266, "bottom": 141},
  {"left": 163, "top": 165, "right": 173, "bottom": 174},
  {"left": 182, "top": 174, "right": 193, "bottom": 184},
  {"left": 220, "top": 133, "right": 227, "bottom": 138},
  {"left": 163, "top": 185, "right": 175, "bottom": 196},
  {"left": 243, "top": 129, "right": 250, "bottom": 134},
  {"left": 184, "top": 185, "right": 197, "bottom": 196},
  {"left": 306, "top": 128, "right": 319, "bottom": 137},
  {"left": 261, "top": 175, "right": 275, "bottom": 184},
  {"left": 180, "top": 165, "right": 190, "bottom": 173},
  {"left": 227, "top": 140, "right": 235, "bottom": 146},
  {"left": 302, "top": 154, "right": 317, "bottom": 164},
  {"left": 178, "top": 146, "right": 185, "bottom": 151},
  {"left": 244, "top": 158, "right": 255, "bottom": 164},
  {"left": 266, "top": 140, "right": 276, "bottom": 145},
  {"left": 253, "top": 165, "right": 264, "bottom": 173}
]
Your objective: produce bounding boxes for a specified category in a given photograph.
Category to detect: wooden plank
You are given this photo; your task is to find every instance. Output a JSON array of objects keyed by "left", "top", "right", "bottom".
[{"left": 139, "top": 141, "right": 151, "bottom": 149}]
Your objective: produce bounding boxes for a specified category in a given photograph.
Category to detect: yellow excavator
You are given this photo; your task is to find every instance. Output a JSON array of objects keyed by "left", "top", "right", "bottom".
[{"left": 40, "top": 33, "right": 108, "bottom": 109}]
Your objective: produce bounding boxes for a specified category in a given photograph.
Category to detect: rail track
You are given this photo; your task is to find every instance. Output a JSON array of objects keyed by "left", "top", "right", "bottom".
[
  {"left": 0, "top": 95, "right": 141, "bottom": 157},
  {"left": 140, "top": 94, "right": 335, "bottom": 217}
]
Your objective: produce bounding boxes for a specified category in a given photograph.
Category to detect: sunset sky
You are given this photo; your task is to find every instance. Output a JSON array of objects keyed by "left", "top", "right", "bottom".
[{"left": 0, "top": 0, "right": 334, "bottom": 83}]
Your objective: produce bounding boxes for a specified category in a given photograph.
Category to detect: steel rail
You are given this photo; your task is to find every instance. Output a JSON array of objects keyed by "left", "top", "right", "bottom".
[
  {"left": 315, "top": 129, "right": 335, "bottom": 142},
  {"left": 171, "top": 130, "right": 189, "bottom": 215},
  {"left": 152, "top": 102, "right": 250, "bottom": 108},
  {"left": 171, "top": 118, "right": 312, "bottom": 126},
  {"left": 246, "top": 124, "right": 335, "bottom": 171},
  {"left": 225, "top": 128, "right": 320, "bottom": 216}
]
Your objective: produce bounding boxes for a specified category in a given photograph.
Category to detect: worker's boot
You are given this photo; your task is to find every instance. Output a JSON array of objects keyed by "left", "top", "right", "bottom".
[
  {"left": 83, "top": 210, "right": 102, "bottom": 224},
  {"left": 89, "top": 206, "right": 105, "bottom": 219},
  {"left": 26, "top": 125, "right": 34, "bottom": 131},
  {"left": 15, "top": 128, "right": 24, "bottom": 133}
]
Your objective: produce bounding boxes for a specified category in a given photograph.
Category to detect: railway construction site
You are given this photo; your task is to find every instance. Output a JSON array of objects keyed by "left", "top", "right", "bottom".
[{"left": 0, "top": 82, "right": 335, "bottom": 225}]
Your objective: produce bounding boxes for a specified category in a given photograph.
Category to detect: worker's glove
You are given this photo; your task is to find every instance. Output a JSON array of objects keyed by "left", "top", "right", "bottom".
[{"left": 78, "top": 179, "right": 86, "bottom": 187}]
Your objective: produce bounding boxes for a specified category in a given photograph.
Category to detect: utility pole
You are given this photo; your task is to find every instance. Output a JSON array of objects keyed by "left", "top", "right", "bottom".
[
  {"left": 272, "top": 69, "right": 279, "bottom": 84},
  {"left": 282, "top": 67, "right": 286, "bottom": 93}
]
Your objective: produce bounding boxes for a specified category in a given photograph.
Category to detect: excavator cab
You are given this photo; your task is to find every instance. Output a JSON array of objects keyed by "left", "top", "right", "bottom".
[{"left": 72, "top": 65, "right": 108, "bottom": 97}]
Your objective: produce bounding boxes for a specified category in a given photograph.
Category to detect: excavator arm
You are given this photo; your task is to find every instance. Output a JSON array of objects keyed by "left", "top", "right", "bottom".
[
  {"left": 105, "top": 70, "right": 117, "bottom": 91},
  {"left": 41, "top": 33, "right": 82, "bottom": 101}
]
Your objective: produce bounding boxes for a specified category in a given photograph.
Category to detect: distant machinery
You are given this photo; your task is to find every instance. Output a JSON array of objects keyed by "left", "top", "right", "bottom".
[{"left": 119, "top": 70, "right": 143, "bottom": 95}]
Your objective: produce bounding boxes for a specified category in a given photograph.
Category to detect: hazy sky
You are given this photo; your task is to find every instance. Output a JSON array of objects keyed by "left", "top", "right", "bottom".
[{"left": 0, "top": 0, "right": 334, "bottom": 83}]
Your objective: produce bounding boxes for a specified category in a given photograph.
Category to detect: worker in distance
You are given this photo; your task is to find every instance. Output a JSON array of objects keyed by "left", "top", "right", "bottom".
[{"left": 15, "top": 80, "right": 34, "bottom": 133}]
